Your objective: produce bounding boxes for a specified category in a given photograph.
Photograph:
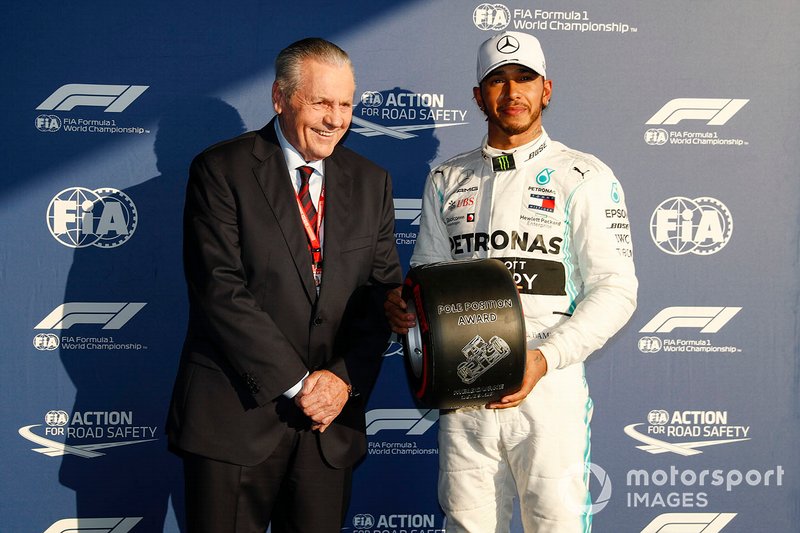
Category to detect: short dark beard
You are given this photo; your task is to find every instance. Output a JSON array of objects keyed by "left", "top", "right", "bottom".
[{"left": 479, "top": 84, "right": 543, "bottom": 140}]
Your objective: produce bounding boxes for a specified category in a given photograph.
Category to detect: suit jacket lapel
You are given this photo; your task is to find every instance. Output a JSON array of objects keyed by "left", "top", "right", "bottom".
[{"left": 252, "top": 121, "right": 317, "bottom": 302}]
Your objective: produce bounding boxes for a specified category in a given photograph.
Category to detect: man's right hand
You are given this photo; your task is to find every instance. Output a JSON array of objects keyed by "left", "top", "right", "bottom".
[{"left": 384, "top": 286, "right": 416, "bottom": 335}]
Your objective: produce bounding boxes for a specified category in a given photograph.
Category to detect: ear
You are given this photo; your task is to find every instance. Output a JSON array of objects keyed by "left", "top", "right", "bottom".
[
  {"left": 542, "top": 79, "right": 553, "bottom": 107},
  {"left": 473, "top": 85, "right": 484, "bottom": 111},
  {"left": 272, "top": 81, "right": 283, "bottom": 114}
]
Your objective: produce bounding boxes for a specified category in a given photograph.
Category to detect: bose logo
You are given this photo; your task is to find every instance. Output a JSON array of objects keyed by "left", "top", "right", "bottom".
[
  {"left": 35, "top": 303, "right": 147, "bottom": 330},
  {"left": 646, "top": 98, "right": 748, "bottom": 126},
  {"left": 43, "top": 517, "right": 142, "bottom": 533},
  {"left": 640, "top": 512, "right": 736, "bottom": 533},
  {"left": 365, "top": 408, "right": 438, "bottom": 436},
  {"left": 394, "top": 198, "right": 422, "bottom": 225},
  {"left": 640, "top": 307, "right": 741, "bottom": 334},
  {"left": 37, "top": 84, "right": 149, "bottom": 113}
]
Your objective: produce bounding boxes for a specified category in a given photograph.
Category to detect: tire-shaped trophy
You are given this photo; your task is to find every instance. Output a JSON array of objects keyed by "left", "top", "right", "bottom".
[{"left": 402, "top": 258, "right": 526, "bottom": 409}]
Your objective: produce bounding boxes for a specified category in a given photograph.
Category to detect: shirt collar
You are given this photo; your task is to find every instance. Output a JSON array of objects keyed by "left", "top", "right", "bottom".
[
  {"left": 274, "top": 119, "right": 325, "bottom": 177},
  {"left": 481, "top": 128, "right": 550, "bottom": 171}
]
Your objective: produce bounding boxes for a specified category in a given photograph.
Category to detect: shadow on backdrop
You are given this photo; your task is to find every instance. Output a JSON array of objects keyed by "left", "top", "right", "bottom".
[
  {"left": 343, "top": 87, "right": 445, "bottom": 528},
  {"left": 344, "top": 86, "right": 440, "bottom": 272},
  {"left": 58, "top": 97, "right": 245, "bottom": 532},
  {"left": 4, "top": 0, "right": 424, "bottom": 196}
]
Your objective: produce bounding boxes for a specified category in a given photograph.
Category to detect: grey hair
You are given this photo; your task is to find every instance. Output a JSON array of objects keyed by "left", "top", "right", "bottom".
[{"left": 274, "top": 37, "right": 354, "bottom": 98}]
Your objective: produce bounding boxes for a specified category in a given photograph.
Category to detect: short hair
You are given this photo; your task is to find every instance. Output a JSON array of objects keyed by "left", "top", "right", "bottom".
[{"left": 274, "top": 37, "right": 354, "bottom": 98}]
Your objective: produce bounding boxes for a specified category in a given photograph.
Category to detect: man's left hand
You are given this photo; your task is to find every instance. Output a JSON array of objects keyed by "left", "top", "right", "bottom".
[
  {"left": 295, "top": 370, "right": 349, "bottom": 432},
  {"left": 486, "top": 349, "right": 547, "bottom": 409}
]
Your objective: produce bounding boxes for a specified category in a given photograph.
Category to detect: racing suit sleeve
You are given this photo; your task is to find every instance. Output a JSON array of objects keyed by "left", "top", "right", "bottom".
[
  {"left": 410, "top": 170, "right": 452, "bottom": 266},
  {"left": 537, "top": 164, "right": 638, "bottom": 372}
]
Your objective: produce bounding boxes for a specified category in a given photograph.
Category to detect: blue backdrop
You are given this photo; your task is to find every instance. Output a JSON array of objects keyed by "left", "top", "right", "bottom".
[{"left": 3, "top": 1, "right": 799, "bottom": 532}]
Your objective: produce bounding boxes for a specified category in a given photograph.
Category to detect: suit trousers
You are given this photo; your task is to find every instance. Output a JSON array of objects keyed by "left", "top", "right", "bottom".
[{"left": 183, "top": 426, "right": 352, "bottom": 533}]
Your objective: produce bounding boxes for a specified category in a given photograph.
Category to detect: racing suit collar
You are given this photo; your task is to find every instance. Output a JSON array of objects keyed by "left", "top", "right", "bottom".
[{"left": 481, "top": 129, "right": 551, "bottom": 172}]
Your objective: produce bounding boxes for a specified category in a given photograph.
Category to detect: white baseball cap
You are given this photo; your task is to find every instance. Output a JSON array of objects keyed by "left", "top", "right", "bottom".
[{"left": 477, "top": 31, "right": 546, "bottom": 83}]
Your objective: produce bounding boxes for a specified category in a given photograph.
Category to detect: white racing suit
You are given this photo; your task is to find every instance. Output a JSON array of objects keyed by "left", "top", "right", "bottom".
[{"left": 411, "top": 130, "right": 637, "bottom": 532}]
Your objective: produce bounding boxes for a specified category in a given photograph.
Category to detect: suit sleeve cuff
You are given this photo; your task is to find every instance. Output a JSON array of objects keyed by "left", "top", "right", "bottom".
[{"left": 282, "top": 371, "right": 309, "bottom": 398}]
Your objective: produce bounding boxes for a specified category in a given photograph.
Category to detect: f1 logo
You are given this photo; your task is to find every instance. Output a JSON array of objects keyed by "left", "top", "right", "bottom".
[
  {"left": 43, "top": 517, "right": 142, "bottom": 533},
  {"left": 35, "top": 303, "right": 147, "bottom": 330},
  {"left": 394, "top": 198, "right": 422, "bottom": 225},
  {"left": 640, "top": 512, "right": 736, "bottom": 532},
  {"left": 640, "top": 307, "right": 741, "bottom": 333},
  {"left": 365, "top": 408, "right": 438, "bottom": 435},
  {"left": 646, "top": 98, "right": 748, "bottom": 126},
  {"left": 37, "top": 84, "right": 149, "bottom": 113}
]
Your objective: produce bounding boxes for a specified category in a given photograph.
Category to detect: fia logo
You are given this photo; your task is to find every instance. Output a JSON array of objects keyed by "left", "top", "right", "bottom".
[
  {"left": 33, "top": 333, "right": 60, "bottom": 351},
  {"left": 473, "top": 3, "right": 511, "bottom": 30},
  {"left": 36, "top": 114, "right": 62, "bottom": 132},
  {"left": 650, "top": 197, "right": 732, "bottom": 255},
  {"left": 46, "top": 187, "right": 138, "bottom": 248}
]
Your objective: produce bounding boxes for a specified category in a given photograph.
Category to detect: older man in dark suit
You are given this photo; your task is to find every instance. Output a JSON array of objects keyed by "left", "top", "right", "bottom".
[{"left": 167, "top": 37, "right": 402, "bottom": 533}]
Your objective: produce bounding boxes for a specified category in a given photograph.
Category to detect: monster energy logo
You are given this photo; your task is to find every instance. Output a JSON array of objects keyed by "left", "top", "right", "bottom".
[{"left": 491, "top": 154, "right": 516, "bottom": 171}]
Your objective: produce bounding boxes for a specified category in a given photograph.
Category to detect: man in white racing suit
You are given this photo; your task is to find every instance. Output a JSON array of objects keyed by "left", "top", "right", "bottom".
[{"left": 385, "top": 31, "right": 637, "bottom": 532}]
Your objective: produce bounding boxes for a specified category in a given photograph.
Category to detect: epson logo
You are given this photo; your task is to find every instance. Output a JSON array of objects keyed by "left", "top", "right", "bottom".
[
  {"left": 640, "top": 307, "right": 741, "bottom": 334},
  {"left": 36, "top": 303, "right": 146, "bottom": 330},
  {"left": 37, "top": 84, "right": 149, "bottom": 113},
  {"left": 47, "top": 187, "right": 138, "bottom": 248},
  {"left": 394, "top": 198, "right": 422, "bottom": 225},
  {"left": 646, "top": 98, "right": 748, "bottom": 126},
  {"left": 365, "top": 408, "right": 438, "bottom": 436},
  {"left": 43, "top": 518, "right": 142, "bottom": 533},
  {"left": 640, "top": 513, "right": 736, "bottom": 533}
]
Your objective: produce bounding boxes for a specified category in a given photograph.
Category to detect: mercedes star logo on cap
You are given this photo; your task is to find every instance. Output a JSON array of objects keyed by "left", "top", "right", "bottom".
[{"left": 496, "top": 35, "right": 520, "bottom": 54}]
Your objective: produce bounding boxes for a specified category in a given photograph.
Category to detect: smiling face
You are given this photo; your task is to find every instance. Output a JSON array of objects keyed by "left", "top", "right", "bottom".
[
  {"left": 272, "top": 58, "right": 355, "bottom": 161},
  {"left": 474, "top": 64, "right": 552, "bottom": 150}
]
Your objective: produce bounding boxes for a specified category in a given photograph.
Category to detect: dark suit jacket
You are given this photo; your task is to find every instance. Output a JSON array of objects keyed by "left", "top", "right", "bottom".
[{"left": 167, "top": 119, "right": 401, "bottom": 468}]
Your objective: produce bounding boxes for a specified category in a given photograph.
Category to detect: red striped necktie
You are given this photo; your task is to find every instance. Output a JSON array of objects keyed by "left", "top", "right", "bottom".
[{"left": 297, "top": 165, "right": 317, "bottom": 228}]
